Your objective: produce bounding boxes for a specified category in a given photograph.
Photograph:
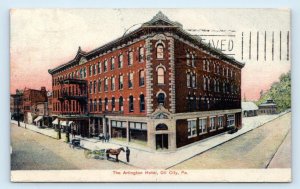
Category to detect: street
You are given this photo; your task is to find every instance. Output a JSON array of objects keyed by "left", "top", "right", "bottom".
[
  {"left": 171, "top": 112, "right": 291, "bottom": 169},
  {"left": 11, "top": 123, "right": 135, "bottom": 170}
]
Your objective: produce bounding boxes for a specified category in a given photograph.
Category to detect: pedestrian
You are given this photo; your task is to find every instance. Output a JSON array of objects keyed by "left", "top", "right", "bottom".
[
  {"left": 72, "top": 129, "right": 76, "bottom": 138},
  {"left": 126, "top": 147, "right": 130, "bottom": 163},
  {"left": 104, "top": 135, "right": 107, "bottom": 143},
  {"left": 107, "top": 134, "right": 110, "bottom": 142}
]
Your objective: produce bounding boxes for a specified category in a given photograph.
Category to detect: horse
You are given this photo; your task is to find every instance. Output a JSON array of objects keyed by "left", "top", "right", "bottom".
[{"left": 106, "top": 147, "right": 125, "bottom": 162}]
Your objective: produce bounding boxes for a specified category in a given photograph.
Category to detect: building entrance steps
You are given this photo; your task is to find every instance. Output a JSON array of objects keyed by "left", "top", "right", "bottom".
[{"left": 11, "top": 110, "right": 289, "bottom": 169}]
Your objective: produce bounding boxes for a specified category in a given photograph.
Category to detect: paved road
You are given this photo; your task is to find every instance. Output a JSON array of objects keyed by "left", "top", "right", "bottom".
[
  {"left": 171, "top": 112, "right": 291, "bottom": 169},
  {"left": 11, "top": 123, "right": 134, "bottom": 170}
]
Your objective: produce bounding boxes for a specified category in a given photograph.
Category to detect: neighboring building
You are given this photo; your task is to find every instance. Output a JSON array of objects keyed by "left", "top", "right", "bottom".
[
  {"left": 32, "top": 102, "right": 47, "bottom": 127},
  {"left": 242, "top": 102, "right": 258, "bottom": 117},
  {"left": 23, "top": 87, "right": 48, "bottom": 124},
  {"left": 48, "top": 12, "right": 245, "bottom": 151},
  {"left": 259, "top": 99, "right": 277, "bottom": 115},
  {"left": 10, "top": 89, "right": 24, "bottom": 121},
  {"left": 45, "top": 91, "right": 53, "bottom": 127}
]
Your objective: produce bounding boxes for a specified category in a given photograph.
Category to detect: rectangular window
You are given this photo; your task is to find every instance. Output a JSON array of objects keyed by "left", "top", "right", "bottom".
[
  {"left": 210, "top": 117, "right": 216, "bottom": 131},
  {"left": 199, "top": 118, "right": 207, "bottom": 134},
  {"left": 128, "top": 51, "right": 133, "bottom": 65},
  {"left": 104, "top": 79, "right": 108, "bottom": 92},
  {"left": 128, "top": 73, "right": 133, "bottom": 88},
  {"left": 118, "top": 54, "right": 123, "bottom": 68},
  {"left": 227, "top": 114, "right": 235, "bottom": 127},
  {"left": 98, "top": 79, "right": 102, "bottom": 92},
  {"left": 111, "top": 77, "right": 115, "bottom": 91},
  {"left": 192, "top": 74, "right": 196, "bottom": 88},
  {"left": 119, "top": 75, "right": 123, "bottom": 90},
  {"left": 111, "top": 57, "right": 115, "bottom": 70},
  {"left": 104, "top": 60, "right": 108, "bottom": 72},
  {"left": 218, "top": 116, "right": 224, "bottom": 129},
  {"left": 188, "top": 119, "right": 197, "bottom": 138}
]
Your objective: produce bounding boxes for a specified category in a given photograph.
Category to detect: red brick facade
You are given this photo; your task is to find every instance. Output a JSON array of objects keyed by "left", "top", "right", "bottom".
[{"left": 48, "top": 12, "right": 244, "bottom": 150}]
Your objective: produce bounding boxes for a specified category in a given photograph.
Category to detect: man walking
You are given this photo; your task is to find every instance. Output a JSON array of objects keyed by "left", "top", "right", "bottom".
[{"left": 126, "top": 147, "right": 130, "bottom": 163}]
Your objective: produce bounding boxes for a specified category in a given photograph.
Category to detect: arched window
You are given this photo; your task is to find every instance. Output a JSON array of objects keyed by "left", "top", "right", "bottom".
[
  {"left": 112, "top": 97, "right": 115, "bottom": 111},
  {"left": 139, "top": 70, "right": 145, "bottom": 86},
  {"left": 111, "top": 57, "right": 115, "bottom": 70},
  {"left": 105, "top": 98, "right": 108, "bottom": 111},
  {"left": 186, "top": 53, "right": 190, "bottom": 65},
  {"left": 129, "top": 96, "right": 134, "bottom": 112},
  {"left": 104, "top": 78, "right": 108, "bottom": 91},
  {"left": 93, "top": 80, "right": 96, "bottom": 93},
  {"left": 191, "top": 53, "right": 195, "bottom": 66},
  {"left": 119, "top": 96, "right": 123, "bottom": 111},
  {"left": 140, "top": 94, "right": 145, "bottom": 112},
  {"left": 128, "top": 73, "right": 133, "bottom": 88},
  {"left": 138, "top": 47, "right": 144, "bottom": 62},
  {"left": 111, "top": 76, "right": 115, "bottom": 91},
  {"left": 156, "top": 124, "right": 168, "bottom": 131},
  {"left": 156, "top": 44, "right": 164, "bottom": 59},
  {"left": 118, "top": 54, "right": 123, "bottom": 68},
  {"left": 128, "top": 51, "right": 133, "bottom": 65},
  {"left": 157, "top": 67, "right": 165, "bottom": 84},
  {"left": 157, "top": 93, "right": 165, "bottom": 105},
  {"left": 192, "top": 74, "right": 196, "bottom": 88}
]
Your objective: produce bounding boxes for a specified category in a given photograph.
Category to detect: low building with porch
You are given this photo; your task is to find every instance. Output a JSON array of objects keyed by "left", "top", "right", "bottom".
[
  {"left": 258, "top": 99, "right": 277, "bottom": 115},
  {"left": 242, "top": 101, "right": 258, "bottom": 117}
]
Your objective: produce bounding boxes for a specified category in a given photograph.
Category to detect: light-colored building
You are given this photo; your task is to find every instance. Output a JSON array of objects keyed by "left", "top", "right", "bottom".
[{"left": 242, "top": 102, "right": 258, "bottom": 117}]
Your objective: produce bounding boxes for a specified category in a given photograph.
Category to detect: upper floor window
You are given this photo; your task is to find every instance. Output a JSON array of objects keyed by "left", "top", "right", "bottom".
[
  {"left": 112, "top": 97, "right": 115, "bottom": 111},
  {"left": 89, "top": 81, "right": 92, "bottom": 94},
  {"left": 139, "top": 70, "right": 145, "bottom": 86},
  {"left": 94, "top": 99, "right": 97, "bottom": 112},
  {"left": 138, "top": 47, "right": 144, "bottom": 62},
  {"left": 157, "top": 93, "right": 165, "bottom": 105},
  {"left": 129, "top": 95, "right": 134, "bottom": 112},
  {"left": 192, "top": 74, "right": 196, "bottom": 88},
  {"left": 111, "top": 76, "right": 115, "bottom": 91},
  {"left": 128, "top": 73, "right": 133, "bottom": 88},
  {"left": 105, "top": 98, "right": 108, "bottom": 111},
  {"left": 97, "top": 62, "right": 101, "bottom": 74},
  {"left": 98, "top": 79, "right": 102, "bottom": 92},
  {"left": 119, "top": 75, "right": 123, "bottom": 90},
  {"left": 118, "top": 54, "right": 123, "bottom": 68},
  {"left": 203, "top": 77, "right": 207, "bottom": 91},
  {"left": 93, "top": 80, "right": 96, "bottom": 93},
  {"left": 104, "top": 78, "right": 108, "bottom": 92},
  {"left": 203, "top": 60, "right": 206, "bottom": 71},
  {"left": 94, "top": 64, "right": 97, "bottom": 75},
  {"left": 119, "top": 96, "right": 124, "bottom": 111},
  {"left": 104, "top": 60, "right": 108, "bottom": 72},
  {"left": 139, "top": 94, "right": 145, "bottom": 112},
  {"left": 156, "top": 44, "right": 164, "bottom": 59},
  {"left": 111, "top": 57, "right": 115, "bottom": 70},
  {"left": 83, "top": 67, "right": 87, "bottom": 78},
  {"left": 187, "top": 73, "right": 191, "bottom": 88},
  {"left": 157, "top": 67, "right": 165, "bottom": 84},
  {"left": 186, "top": 53, "right": 190, "bottom": 65},
  {"left": 89, "top": 65, "right": 92, "bottom": 76},
  {"left": 191, "top": 54, "right": 195, "bottom": 67},
  {"left": 128, "top": 51, "right": 133, "bottom": 66},
  {"left": 99, "top": 98, "right": 102, "bottom": 111}
]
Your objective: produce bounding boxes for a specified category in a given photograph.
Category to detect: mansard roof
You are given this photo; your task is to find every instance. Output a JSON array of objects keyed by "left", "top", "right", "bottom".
[{"left": 49, "top": 11, "right": 244, "bottom": 74}]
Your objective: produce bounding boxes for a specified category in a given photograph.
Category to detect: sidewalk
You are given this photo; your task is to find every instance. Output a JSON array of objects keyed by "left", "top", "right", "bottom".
[{"left": 10, "top": 111, "right": 289, "bottom": 169}]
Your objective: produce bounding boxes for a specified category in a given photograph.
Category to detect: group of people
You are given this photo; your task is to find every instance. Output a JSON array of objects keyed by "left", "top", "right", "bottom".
[{"left": 99, "top": 133, "right": 110, "bottom": 143}]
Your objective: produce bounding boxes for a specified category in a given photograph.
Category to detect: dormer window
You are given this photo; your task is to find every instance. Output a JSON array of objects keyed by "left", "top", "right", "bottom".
[{"left": 156, "top": 44, "right": 164, "bottom": 59}]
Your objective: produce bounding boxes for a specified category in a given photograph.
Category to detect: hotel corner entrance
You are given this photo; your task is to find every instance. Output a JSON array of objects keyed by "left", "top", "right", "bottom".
[{"left": 155, "top": 124, "right": 169, "bottom": 150}]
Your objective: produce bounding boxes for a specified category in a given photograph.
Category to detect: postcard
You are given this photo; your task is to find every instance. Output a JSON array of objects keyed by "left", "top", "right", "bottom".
[{"left": 10, "top": 8, "right": 291, "bottom": 182}]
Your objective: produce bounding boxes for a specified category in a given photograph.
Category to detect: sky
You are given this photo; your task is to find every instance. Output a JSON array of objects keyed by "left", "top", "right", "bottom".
[{"left": 10, "top": 9, "right": 291, "bottom": 100}]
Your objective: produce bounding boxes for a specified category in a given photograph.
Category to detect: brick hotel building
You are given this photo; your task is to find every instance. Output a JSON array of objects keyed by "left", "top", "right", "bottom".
[{"left": 48, "top": 12, "right": 245, "bottom": 151}]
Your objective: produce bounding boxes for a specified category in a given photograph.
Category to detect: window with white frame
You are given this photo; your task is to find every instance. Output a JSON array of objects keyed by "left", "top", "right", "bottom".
[
  {"left": 104, "top": 60, "right": 108, "bottom": 72},
  {"left": 227, "top": 114, "right": 235, "bottom": 127},
  {"left": 187, "top": 73, "right": 191, "bottom": 88},
  {"left": 104, "top": 78, "right": 108, "bottom": 92},
  {"left": 188, "top": 119, "right": 197, "bottom": 138},
  {"left": 210, "top": 117, "right": 216, "bottom": 131},
  {"left": 156, "top": 44, "right": 164, "bottom": 59},
  {"left": 191, "top": 53, "right": 195, "bottom": 66},
  {"left": 98, "top": 62, "right": 101, "bottom": 74},
  {"left": 203, "top": 60, "right": 206, "bottom": 71},
  {"left": 199, "top": 118, "right": 207, "bottom": 134},
  {"left": 111, "top": 76, "right": 115, "bottom": 91},
  {"left": 203, "top": 77, "right": 207, "bottom": 91},
  {"left": 138, "top": 47, "right": 144, "bottom": 62},
  {"left": 128, "top": 73, "right": 133, "bottom": 88},
  {"left": 119, "top": 75, "right": 123, "bottom": 90},
  {"left": 157, "top": 67, "right": 165, "bottom": 84},
  {"left": 118, "top": 54, "right": 123, "bottom": 68},
  {"left": 98, "top": 79, "right": 101, "bottom": 92},
  {"left": 186, "top": 52, "right": 190, "bottom": 65},
  {"left": 111, "top": 57, "right": 115, "bottom": 70},
  {"left": 218, "top": 116, "right": 224, "bottom": 129},
  {"left": 128, "top": 51, "right": 133, "bottom": 65},
  {"left": 192, "top": 74, "right": 196, "bottom": 88}
]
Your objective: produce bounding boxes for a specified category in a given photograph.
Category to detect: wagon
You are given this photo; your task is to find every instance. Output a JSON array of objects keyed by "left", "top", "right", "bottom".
[{"left": 84, "top": 149, "right": 106, "bottom": 160}]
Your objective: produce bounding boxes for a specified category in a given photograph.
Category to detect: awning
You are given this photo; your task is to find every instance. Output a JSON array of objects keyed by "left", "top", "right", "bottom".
[
  {"left": 34, "top": 116, "right": 43, "bottom": 123},
  {"left": 60, "top": 121, "right": 67, "bottom": 126},
  {"left": 52, "top": 118, "right": 58, "bottom": 125}
]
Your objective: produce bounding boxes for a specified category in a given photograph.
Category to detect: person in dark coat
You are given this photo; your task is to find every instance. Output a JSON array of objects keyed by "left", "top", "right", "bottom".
[
  {"left": 107, "top": 134, "right": 110, "bottom": 142},
  {"left": 125, "top": 147, "right": 130, "bottom": 163}
]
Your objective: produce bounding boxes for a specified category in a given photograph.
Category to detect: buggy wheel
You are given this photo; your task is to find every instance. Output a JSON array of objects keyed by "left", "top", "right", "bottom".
[{"left": 84, "top": 149, "right": 92, "bottom": 159}]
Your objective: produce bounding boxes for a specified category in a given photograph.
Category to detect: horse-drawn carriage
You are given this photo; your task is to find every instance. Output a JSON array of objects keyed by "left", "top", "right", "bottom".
[
  {"left": 84, "top": 149, "right": 106, "bottom": 160},
  {"left": 69, "top": 138, "right": 81, "bottom": 149}
]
